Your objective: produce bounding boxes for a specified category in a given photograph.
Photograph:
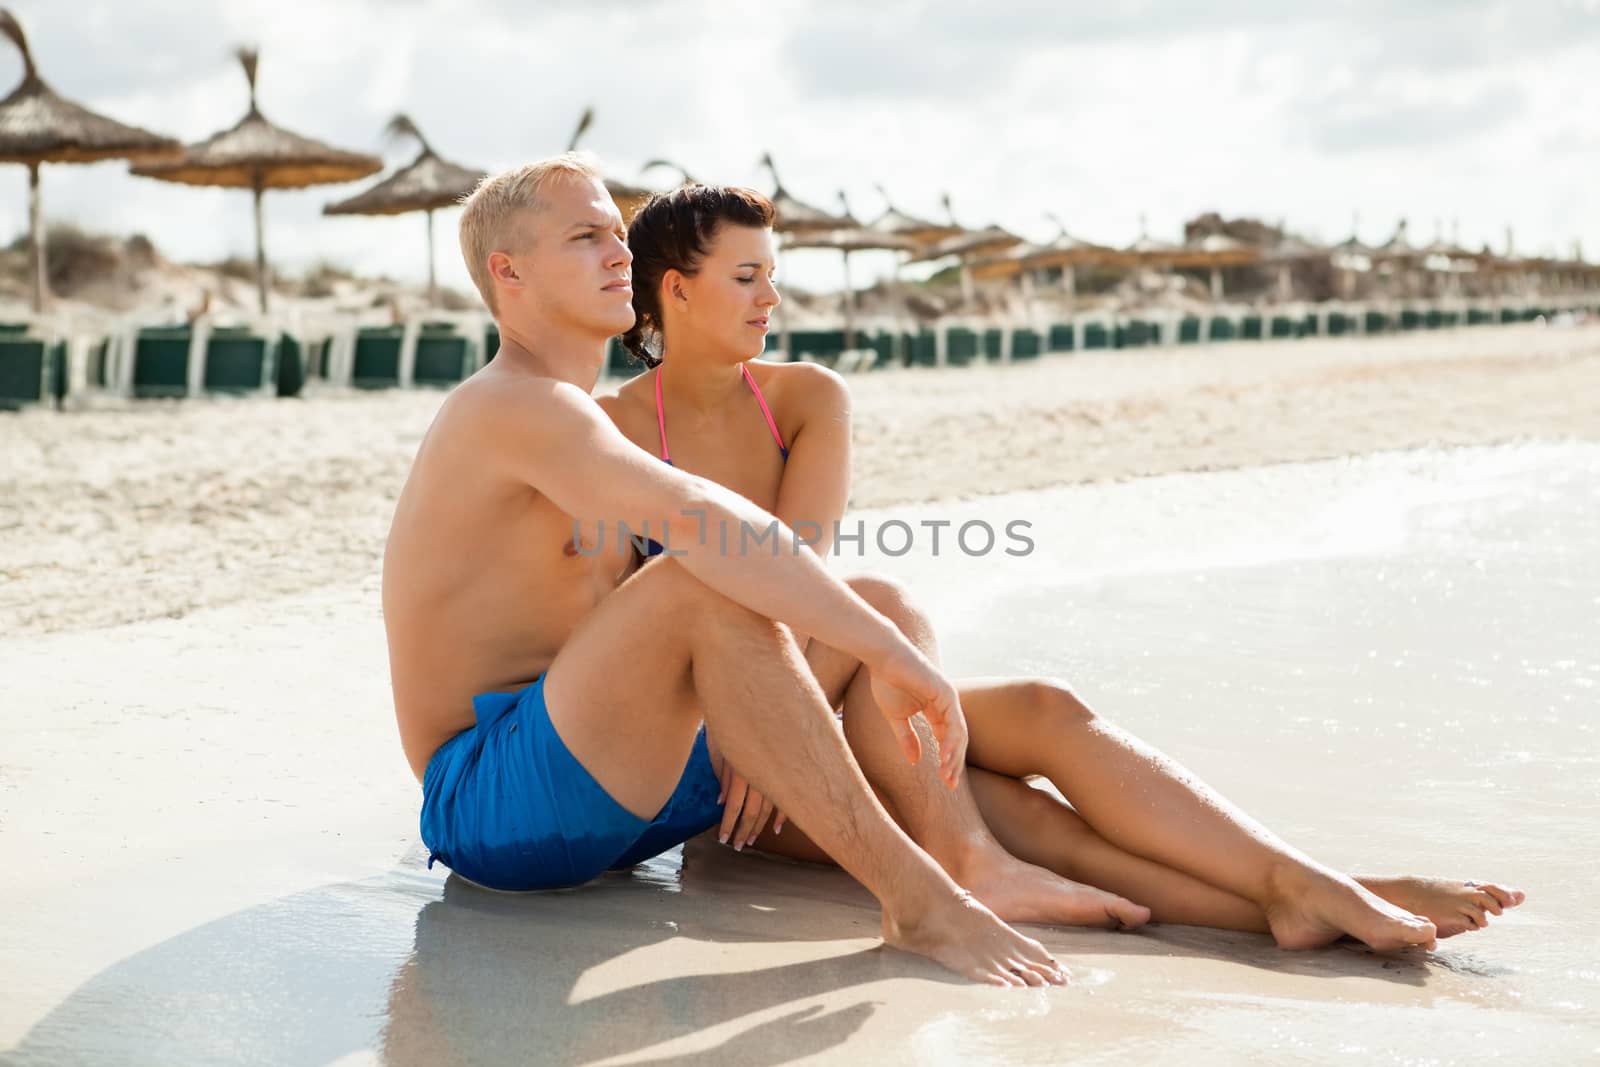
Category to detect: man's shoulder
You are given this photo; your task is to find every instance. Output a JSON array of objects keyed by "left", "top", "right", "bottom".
[{"left": 444, "top": 368, "right": 595, "bottom": 432}]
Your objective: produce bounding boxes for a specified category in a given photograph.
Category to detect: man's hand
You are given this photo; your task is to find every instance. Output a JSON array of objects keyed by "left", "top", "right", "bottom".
[
  {"left": 705, "top": 733, "right": 785, "bottom": 850},
  {"left": 867, "top": 645, "right": 968, "bottom": 789}
]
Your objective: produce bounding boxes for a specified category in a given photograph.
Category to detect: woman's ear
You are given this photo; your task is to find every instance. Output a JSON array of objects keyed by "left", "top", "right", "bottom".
[{"left": 662, "top": 268, "right": 690, "bottom": 311}]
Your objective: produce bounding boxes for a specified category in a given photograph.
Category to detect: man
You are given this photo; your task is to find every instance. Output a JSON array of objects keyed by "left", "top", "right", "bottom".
[{"left": 381, "top": 154, "right": 1067, "bottom": 986}]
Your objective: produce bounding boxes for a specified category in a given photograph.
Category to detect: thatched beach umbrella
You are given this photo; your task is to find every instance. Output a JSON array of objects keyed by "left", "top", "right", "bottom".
[
  {"left": 902, "top": 196, "right": 1023, "bottom": 305},
  {"left": 0, "top": 8, "right": 180, "bottom": 311},
  {"left": 323, "top": 114, "right": 484, "bottom": 305},
  {"left": 866, "top": 184, "right": 963, "bottom": 246},
  {"left": 784, "top": 192, "right": 918, "bottom": 349},
  {"left": 1262, "top": 233, "right": 1325, "bottom": 301},
  {"left": 758, "top": 152, "right": 855, "bottom": 235},
  {"left": 972, "top": 215, "right": 1124, "bottom": 305},
  {"left": 1172, "top": 234, "right": 1261, "bottom": 300},
  {"left": 130, "top": 48, "right": 381, "bottom": 313}
]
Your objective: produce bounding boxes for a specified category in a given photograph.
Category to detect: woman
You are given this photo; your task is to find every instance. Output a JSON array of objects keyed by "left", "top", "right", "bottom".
[{"left": 597, "top": 184, "right": 1523, "bottom": 945}]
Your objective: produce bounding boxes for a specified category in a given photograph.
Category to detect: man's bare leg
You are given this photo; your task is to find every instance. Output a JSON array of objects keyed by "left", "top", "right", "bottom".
[
  {"left": 794, "top": 578, "right": 1149, "bottom": 931},
  {"left": 541, "top": 560, "right": 1065, "bottom": 986}
]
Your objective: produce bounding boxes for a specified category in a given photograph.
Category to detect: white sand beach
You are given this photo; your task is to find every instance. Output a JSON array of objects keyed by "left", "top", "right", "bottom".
[{"left": 2, "top": 325, "right": 1599, "bottom": 1064}]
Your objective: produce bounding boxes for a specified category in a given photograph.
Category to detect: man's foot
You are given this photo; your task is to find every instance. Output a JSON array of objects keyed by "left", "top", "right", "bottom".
[
  {"left": 1356, "top": 876, "right": 1525, "bottom": 938},
  {"left": 881, "top": 888, "right": 1071, "bottom": 987},
  {"left": 956, "top": 845, "right": 1152, "bottom": 931},
  {"left": 1262, "top": 862, "right": 1438, "bottom": 952}
]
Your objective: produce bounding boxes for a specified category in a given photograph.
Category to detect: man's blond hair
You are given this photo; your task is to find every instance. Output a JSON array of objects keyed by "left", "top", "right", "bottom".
[{"left": 458, "top": 152, "right": 605, "bottom": 315}]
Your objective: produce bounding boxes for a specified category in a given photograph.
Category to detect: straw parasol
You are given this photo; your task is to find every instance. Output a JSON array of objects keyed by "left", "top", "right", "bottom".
[
  {"left": 758, "top": 152, "right": 855, "bottom": 235},
  {"left": 565, "top": 107, "right": 654, "bottom": 221},
  {"left": 323, "top": 114, "right": 485, "bottom": 305},
  {"left": 893, "top": 195, "right": 1018, "bottom": 304},
  {"left": 971, "top": 214, "right": 1124, "bottom": 305},
  {"left": 1262, "top": 232, "right": 1325, "bottom": 301},
  {"left": 783, "top": 192, "right": 919, "bottom": 349},
  {"left": 866, "top": 184, "right": 963, "bottom": 246},
  {"left": 0, "top": 8, "right": 181, "bottom": 311},
  {"left": 130, "top": 47, "right": 381, "bottom": 313}
]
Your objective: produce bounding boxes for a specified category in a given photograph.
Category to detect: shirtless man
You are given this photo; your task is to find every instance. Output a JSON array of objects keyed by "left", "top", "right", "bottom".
[{"left": 381, "top": 154, "right": 1074, "bottom": 987}]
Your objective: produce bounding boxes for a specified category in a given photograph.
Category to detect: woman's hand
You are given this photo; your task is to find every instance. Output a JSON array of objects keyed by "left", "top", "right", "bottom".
[{"left": 705, "top": 732, "right": 786, "bottom": 850}]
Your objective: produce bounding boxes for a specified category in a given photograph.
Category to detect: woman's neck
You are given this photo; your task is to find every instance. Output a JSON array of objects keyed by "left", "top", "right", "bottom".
[{"left": 656, "top": 342, "right": 747, "bottom": 417}]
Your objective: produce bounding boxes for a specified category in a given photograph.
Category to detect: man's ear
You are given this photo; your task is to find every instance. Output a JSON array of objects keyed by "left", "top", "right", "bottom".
[{"left": 488, "top": 251, "right": 521, "bottom": 287}]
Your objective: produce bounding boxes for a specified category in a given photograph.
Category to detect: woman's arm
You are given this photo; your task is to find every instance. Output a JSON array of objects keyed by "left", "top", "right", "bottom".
[{"left": 771, "top": 363, "right": 853, "bottom": 558}]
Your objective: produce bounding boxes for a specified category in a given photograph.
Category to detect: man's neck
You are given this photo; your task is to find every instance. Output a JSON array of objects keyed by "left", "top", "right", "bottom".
[{"left": 495, "top": 318, "right": 608, "bottom": 390}]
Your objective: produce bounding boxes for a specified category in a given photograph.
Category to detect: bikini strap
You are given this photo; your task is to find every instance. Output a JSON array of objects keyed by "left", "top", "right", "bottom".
[
  {"left": 653, "top": 365, "right": 671, "bottom": 463},
  {"left": 741, "top": 363, "right": 788, "bottom": 457}
]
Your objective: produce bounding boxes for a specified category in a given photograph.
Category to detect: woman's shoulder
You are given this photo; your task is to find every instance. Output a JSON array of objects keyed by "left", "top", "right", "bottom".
[
  {"left": 747, "top": 359, "right": 850, "bottom": 420},
  {"left": 593, "top": 370, "right": 657, "bottom": 443}
]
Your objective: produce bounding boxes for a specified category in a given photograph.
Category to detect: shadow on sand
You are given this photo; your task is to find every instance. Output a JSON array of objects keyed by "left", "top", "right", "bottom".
[{"left": 2, "top": 836, "right": 1449, "bottom": 1066}]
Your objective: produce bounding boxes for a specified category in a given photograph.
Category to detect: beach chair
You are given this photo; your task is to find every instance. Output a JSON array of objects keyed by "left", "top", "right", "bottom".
[
  {"left": 413, "top": 326, "right": 472, "bottom": 387},
  {"left": 204, "top": 329, "right": 274, "bottom": 394},
  {"left": 905, "top": 329, "right": 937, "bottom": 366},
  {"left": 1047, "top": 324, "right": 1075, "bottom": 352},
  {"left": 982, "top": 328, "right": 1004, "bottom": 361},
  {"left": 1269, "top": 315, "right": 1296, "bottom": 339},
  {"left": 1364, "top": 310, "right": 1390, "bottom": 334},
  {"left": 1010, "top": 328, "right": 1042, "bottom": 360},
  {"left": 0, "top": 336, "right": 49, "bottom": 410},
  {"left": 1178, "top": 317, "right": 1202, "bottom": 344},
  {"left": 1207, "top": 316, "right": 1235, "bottom": 342},
  {"left": 352, "top": 327, "right": 403, "bottom": 389},
  {"left": 1122, "top": 319, "right": 1155, "bottom": 348},
  {"left": 276, "top": 335, "right": 306, "bottom": 398},
  {"left": 945, "top": 327, "right": 979, "bottom": 366},
  {"left": 1240, "top": 315, "right": 1263, "bottom": 340},
  {"left": 132, "top": 327, "right": 192, "bottom": 397}
]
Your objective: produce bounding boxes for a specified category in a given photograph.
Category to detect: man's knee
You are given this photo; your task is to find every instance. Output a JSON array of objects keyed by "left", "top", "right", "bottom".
[{"left": 651, "top": 560, "right": 787, "bottom": 651}]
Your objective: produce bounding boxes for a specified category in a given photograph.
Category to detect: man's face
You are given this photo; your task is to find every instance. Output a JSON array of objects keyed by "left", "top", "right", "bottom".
[{"left": 501, "top": 176, "right": 634, "bottom": 337}]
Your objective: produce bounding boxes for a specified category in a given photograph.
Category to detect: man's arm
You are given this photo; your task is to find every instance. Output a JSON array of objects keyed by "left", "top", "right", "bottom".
[{"left": 501, "top": 379, "right": 898, "bottom": 672}]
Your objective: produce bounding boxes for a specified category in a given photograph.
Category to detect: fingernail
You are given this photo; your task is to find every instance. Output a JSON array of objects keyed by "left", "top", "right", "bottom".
[
  {"left": 734, "top": 841, "right": 743, "bottom": 852},
  {"left": 775, "top": 825, "right": 783, "bottom": 835},
  {"left": 718, "top": 833, "right": 729, "bottom": 844}
]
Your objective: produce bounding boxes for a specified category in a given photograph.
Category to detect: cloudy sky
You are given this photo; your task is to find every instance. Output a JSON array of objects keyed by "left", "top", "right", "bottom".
[{"left": 3, "top": 0, "right": 1597, "bottom": 296}]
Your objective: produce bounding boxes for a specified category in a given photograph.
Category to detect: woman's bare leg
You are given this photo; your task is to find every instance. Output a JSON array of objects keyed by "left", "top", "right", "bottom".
[{"left": 958, "top": 677, "right": 1522, "bottom": 939}]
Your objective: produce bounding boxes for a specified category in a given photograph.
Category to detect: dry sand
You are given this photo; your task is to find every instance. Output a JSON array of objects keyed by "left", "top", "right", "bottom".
[{"left": 2, "top": 322, "right": 1597, "bottom": 636}]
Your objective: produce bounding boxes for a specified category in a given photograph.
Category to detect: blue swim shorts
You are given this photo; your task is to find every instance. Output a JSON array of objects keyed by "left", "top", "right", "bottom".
[{"left": 419, "top": 675, "right": 725, "bottom": 891}]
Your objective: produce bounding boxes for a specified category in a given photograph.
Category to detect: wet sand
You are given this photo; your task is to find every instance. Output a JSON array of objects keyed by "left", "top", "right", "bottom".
[{"left": 2, "top": 442, "right": 1596, "bottom": 1064}]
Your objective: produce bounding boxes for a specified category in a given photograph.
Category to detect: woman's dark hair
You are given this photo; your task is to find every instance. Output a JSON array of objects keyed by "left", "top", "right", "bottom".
[{"left": 622, "top": 184, "right": 776, "bottom": 367}]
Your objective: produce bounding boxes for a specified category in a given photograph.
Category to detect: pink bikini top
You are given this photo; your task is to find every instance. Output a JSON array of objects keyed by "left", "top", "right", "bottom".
[{"left": 653, "top": 364, "right": 789, "bottom": 466}]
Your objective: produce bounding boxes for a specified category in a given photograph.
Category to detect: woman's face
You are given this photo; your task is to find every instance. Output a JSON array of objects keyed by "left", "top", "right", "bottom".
[{"left": 665, "top": 224, "right": 781, "bottom": 363}]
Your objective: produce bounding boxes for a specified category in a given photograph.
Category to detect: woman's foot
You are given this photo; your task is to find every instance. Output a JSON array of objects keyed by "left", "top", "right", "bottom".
[
  {"left": 1263, "top": 863, "right": 1438, "bottom": 952},
  {"left": 1356, "top": 876, "right": 1525, "bottom": 938},
  {"left": 956, "top": 843, "right": 1152, "bottom": 931}
]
